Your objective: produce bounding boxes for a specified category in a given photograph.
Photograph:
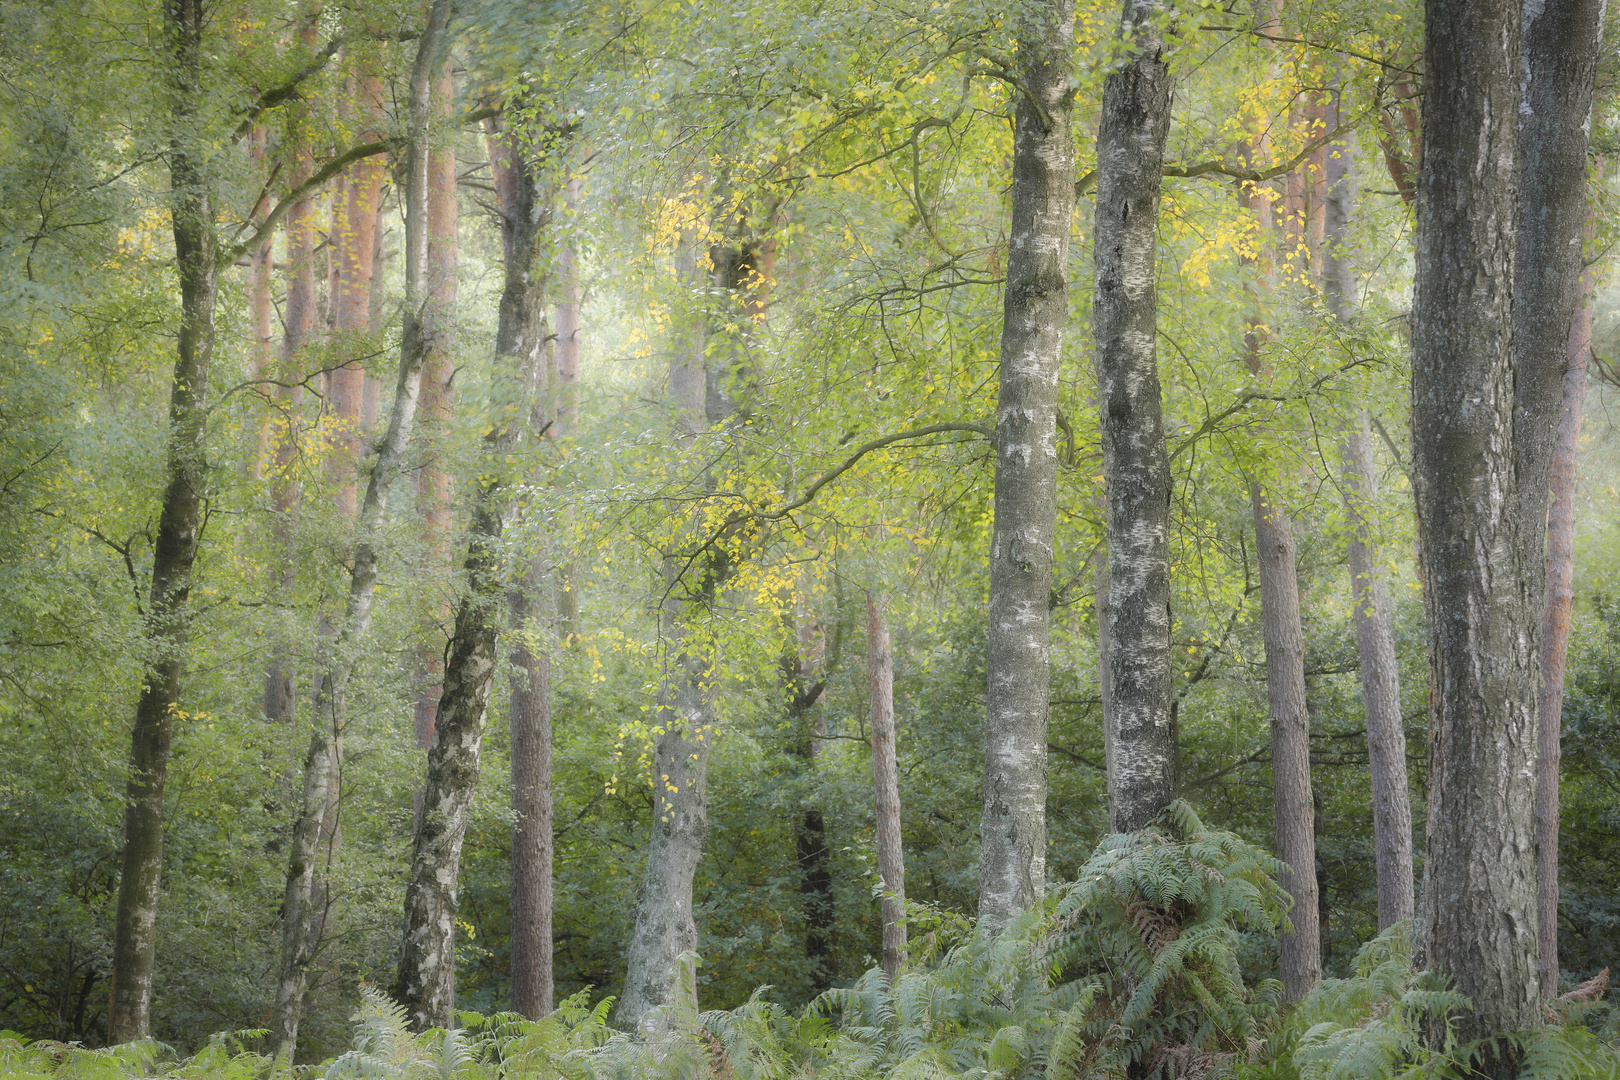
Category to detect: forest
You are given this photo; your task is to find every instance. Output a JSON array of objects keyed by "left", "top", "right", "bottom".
[{"left": 0, "top": 0, "right": 1617, "bottom": 1075}]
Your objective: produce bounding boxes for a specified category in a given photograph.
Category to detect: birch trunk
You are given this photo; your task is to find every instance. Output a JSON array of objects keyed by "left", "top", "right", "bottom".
[
  {"left": 270, "top": 6, "right": 451, "bottom": 1055},
  {"left": 1093, "top": 0, "right": 1175, "bottom": 836},
  {"left": 393, "top": 101, "right": 545, "bottom": 1032},
  {"left": 107, "top": 0, "right": 217, "bottom": 1040},
  {"left": 1515, "top": 0, "right": 1603, "bottom": 1004},
  {"left": 1412, "top": 0, "right": 1541, "bottom": 1058},
  {"left": 1323, "top": 108, "right": 1415, "bottom": 930},
  {"left": 509, "top": 560, "right": 555, "bottom": 1019},
  {"left": 868, "top": 593, "right": 906, "bottom": 983},
  {"left": 977, "top": 0, "right": 1074, "bottom": 936}
]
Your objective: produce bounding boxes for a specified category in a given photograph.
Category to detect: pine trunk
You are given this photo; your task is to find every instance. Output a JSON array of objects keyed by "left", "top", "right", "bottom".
[
  {"left": 1412, "top": 0, "right": 1541, "bottom": 1060},
  {"left": 270, "top": 8, "right": 451, "bottom": 1055},
  {"left": 1537, "top": 288, "right": 1592, "bottom": 998},
  {"left": 977, "top": 0, "right": 1074, "bottom": 937},
  {"left": 107, "top": 0, "right": 217, "bottom": 1043},
  {"left": 394, "top": 100, "right": 545, "bottom": 1032},
  {"left": 1322, "top": 108, "right": 1415, "bottom": 930},
  {"left": 1515, "top": 0, "right": 1603, "bottom": 1005},
  {"left": 868, "top": 593, "right": 906, "bottom": 983},
  {"left": 1093, "top": 0, "right": 1175, "bottom": 836},
  {"left": 1251, "top": 487, "right": 1320, "bottom": 1000}
]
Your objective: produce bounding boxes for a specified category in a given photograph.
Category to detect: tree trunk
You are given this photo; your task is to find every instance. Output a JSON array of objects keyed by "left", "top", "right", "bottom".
[
  {"left": 263, "top": 79, "right": 318, "bottom": 727},
  {"left": 1514, "top": 0, "right": 1603, "bottom": 1006},
  {"left": 327, "top": 71, "right": 385, "bottom": 520},
  {"left": 270, "top": 7, "right": 452, "bottom": 1055},
  {"left": 414, "top": 62, "right": 459, "bottom": 751},
  {"left": 977, "top": 0, "right": 1074, "bottom": 937},
  {"left": 553, "top": 170, "right": 583, "bottom": 637},
  {"left": 868, "top": 592, "right": 906, "bottom": 983},
  {"left": 1537, "top": 285, "right": 1592, "bottom": 999},
  {"left": 1251, "top": 487, "right": 1320, "bottom": 1000},
  {"left": 247, "top": 125, "right": 275, "bottom": 476},
  {"left": 393, "top": 100, "right": 546, "bottom": 1032},
  {"left": 106, "top": 3, "right": 218, "bottom": 1044},
  {"left": 1411, "top": 0, "right": 1541, "bottom": 1059},
  {"left": 509, "top": 559, "right": 555, "bottom": 1019},
  {"left": 1093, "top": 0, "right": 1175, "bottom": 836},
  {"left": 1322, "top": 105, "right": 1415, "bottom": 931}
]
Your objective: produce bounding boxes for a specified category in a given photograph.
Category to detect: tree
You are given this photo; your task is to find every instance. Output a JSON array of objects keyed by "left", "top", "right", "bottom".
[
  {"left": 868, "top": 591, "right": 906, "bottom": 983},
  {"left": 976, "top": 0, "right": 1075, "bottom": 937},
  {"left": 1410, "top": 0, "right": 1541, "bottom": 1062},
  {"left": 1093, "top": 0, "right": 1175, "bottom": 835}
]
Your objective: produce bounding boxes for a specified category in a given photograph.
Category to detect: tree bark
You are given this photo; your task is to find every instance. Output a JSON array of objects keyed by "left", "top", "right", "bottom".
[
  {"left": 1093, "top": 0, "right": 1175, "bottom": 836},
  {"left": 553, "top": 169, "right": 583, "bottom": 637},
  {"left": 414, "top": 62, "right": 459, "bottom": 751},
  {"left": 1323, "top": 106, "right": 1415, "bottom": 931},
  {"left": 270, "top": 6, "right": 452, "bottom": 1056},
  {"left": 509, "top": 559, "right": 555, "bottom": 1019},
  {"left": 107, "top": 0, "right": 217, "bottom": 1041},
  {"left": 1514, "top": 0, "right": 1603, "bottom": 1005},
  {"left": 1251, "top": 487, "right": 1320, "bottom": 1000},
  {"left": 978, "top": 0, "right": 1074, "bottom": 937},
  {"left": 393, "top": 100, "right": 546, "bottom": 1033},
  {"left": 1412, "top": 0, "right": 1542, "bottom": 1059},
  {"left": 868, "top": 592, "right": 906, "bottom": 983},
  {"left": 782, "top": 601, "right": 838, "bottom": 993}
]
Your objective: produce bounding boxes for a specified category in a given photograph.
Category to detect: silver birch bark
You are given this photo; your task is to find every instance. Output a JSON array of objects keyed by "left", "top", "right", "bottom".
[
  {"left": 393, "top": 102, "right": 549, "bottom": 1030},
  {"left": 977, "top": 0, "right": 1075, "bottom": 937},
  {"left": 868, "top": 592, "right": 906, "bottom": 983},
  {"left": 270, "top": 4, "right": 452, "bottom": 1054},
  {"left": 1411, "top": 0, "right": 1541, "bottom": 1059},
  {"left": 1093, "top": 0, "right": 1175, "bottom": 836}
]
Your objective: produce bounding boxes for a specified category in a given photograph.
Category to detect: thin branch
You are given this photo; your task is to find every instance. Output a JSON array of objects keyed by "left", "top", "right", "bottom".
[
  {"left": 1163, "top": 122, "right": 1352, "bottom": 184},
  {"left": 226, "top": 137, "right": 406, "bottom": 261}
]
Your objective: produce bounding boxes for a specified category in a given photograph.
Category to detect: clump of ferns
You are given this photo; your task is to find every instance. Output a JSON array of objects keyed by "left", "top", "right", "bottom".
[{"left": 1045, "top": 800, "right": 1290, "bottom": 1080}]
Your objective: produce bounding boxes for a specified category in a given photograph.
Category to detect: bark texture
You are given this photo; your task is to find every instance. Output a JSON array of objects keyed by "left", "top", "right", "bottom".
[
  {"left": 782, "top": 608, "right": 836, "bottom": 993},
  {"left": 393, "top": 101, "right": 545, "bottom": 1032},
  {"left": 868, "top": 593, "right": 907, "bottom": 983},
  {"left": 1252, "top": 487, "right": 1320, "bottom": 1001},
  {"left": 1515, "top": 0, "right": 1603, "bottom": 1004},
  {"left": 270, "top": 7, "right": 452, "bottom": 1055},
  {"left": 977, "top": 0, "right": 1074, "bottom": 937},
  {"left": 1412, "top": 0, "right": 1541, "bottom": 1058},
  {"left": 509, "top": 560, "right": 555, "bottom": 1019},
  {"left": 1093, "top": 0, "right": 1175, "bottom": 836},
  {"left": 1323, "top": 109, "right": 1415, "bottom": 931},
  {"left": 108, "top": 0, "right": 218, "bottom": 1042},
  {"left": 1537, "top": 286, "right": 1592, "bottom": 999}
]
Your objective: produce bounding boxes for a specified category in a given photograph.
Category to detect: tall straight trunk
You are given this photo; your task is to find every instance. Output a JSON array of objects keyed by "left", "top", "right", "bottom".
[
  {"left": 553, "top": 170, "right": 583, "bottom": 636},
  {"left": 107, "top": 0, "right": 218, "bottom": 1042},
  {"left": 1515, "top": 0, "right": 1603, "bottom": 1004},
  {"left": 1093, "top": 0, "right": 1175, "bottom": 836},
  {"left": 977, "top": 0, "right": 1074, "bottom": 937},
  {"left": 1240, "top": 108, "right": 1319, "bottom": 1001},
  {"left": 1096, "top": 552, "right": 1116, "bottom": 810},
  {"left": 868, "top": 592, "right": 906, "bottom": 983},
  {"left": 327, "top": 72, "right": 385, "bottom": 519},
  {"left": 1251, "top": 487, "right": 1320, "bottom": 999},
  {"left": 263, "top": 101, "right": 317, "bottom": 727},
  {"left": 1323, "top": 111, "right": 1415, "bottom": 930},
  {"left": 414, "top": 63, "right": 459, "bottom": 751},
  {"left": 509, "top": 558, "right": 555, "bottom": 1019},
  {"left": 1536, "top": 287, "right": 1591, "bottom": 999},
  {"left": 496, "top": 115, "right": 558, "bottom": 1022},
  {"left": 783, "top": 604, "right": 836, "bottom": 993},
  {"left": 270, "top": 6, "right": 452, "bottom": 1056},
  {"left": 393, "top": 101, "right": 544, "bottom": 1031},
  {"left": 1411, "top": 0, "right": 1541, "bottom": 1060},
  {"left": 247, "top": 126, "right": 275, "bottom": 475}
]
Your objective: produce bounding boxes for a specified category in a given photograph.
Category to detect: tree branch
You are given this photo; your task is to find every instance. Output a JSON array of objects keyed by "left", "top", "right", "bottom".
[{"left": 225, "top": 137, "right": 406, "bottom": 261}]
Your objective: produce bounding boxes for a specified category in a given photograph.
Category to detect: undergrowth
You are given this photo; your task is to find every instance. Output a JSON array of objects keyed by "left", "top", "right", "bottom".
[{"left": 4, "top": 803, "right": 1614, "bottom": 1080}]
